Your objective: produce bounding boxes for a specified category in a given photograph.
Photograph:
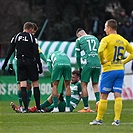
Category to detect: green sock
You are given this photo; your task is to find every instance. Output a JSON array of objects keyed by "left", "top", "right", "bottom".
[
  {"left": 47, "top": 103, "right": 54, "bottom": 111},
  {"left": 27, "top": 90, "right": 32, "bottom": 106},
  {"left": 52, "top": 96, "right": 58, "bottom": 108},
  {"left": 18, "top": 90, "right": 23, "bottom": 107},
  {"left": 95, "top": 92, "right": 100, "bottom": 102},
  {"left": 40, "top": 100, "right": 51, "bottom": 109},
  {"left": 66, "top": 96, "right": 71, "bottom": 107},
  {"left": 82, "top": 97, "right": 88, "bottom": 108}
]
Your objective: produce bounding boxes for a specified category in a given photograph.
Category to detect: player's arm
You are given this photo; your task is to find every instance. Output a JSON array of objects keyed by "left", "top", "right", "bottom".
[
  {"left": 78, "top": 82, "right": 82, "bottom": 99},
  {"left": 59, "top": 79, "right": 65, "bottom": 101},
  {"left": 98, "top": 38, "right": 108, "bottom": 65},
  {"left": 38, "top": 47, "right": 47, "bottom": 63},
  {"left": 9, "top": 53, "right": 14, "bottom": 64},
  {"left": 7, "top": 52, "right": 15, "bottom": 74},
  {"left": 122, "top": 42, "right": 133, "bottom": 64},
  {"left": 47, "top": 54, "right": 52, "bottom": 73},
  {"left": 33, "top": 38, "right": 42, "bottom": 74},
  {"left": 75, "top": 40, "right": 81, "bottom": 68}
]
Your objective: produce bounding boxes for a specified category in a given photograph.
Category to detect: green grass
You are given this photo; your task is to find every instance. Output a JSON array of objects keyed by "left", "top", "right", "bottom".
[{"left": 0, "top": 100, "right": 133, "bottom": 133}]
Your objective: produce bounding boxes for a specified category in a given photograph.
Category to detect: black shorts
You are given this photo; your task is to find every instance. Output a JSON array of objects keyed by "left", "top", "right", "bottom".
[{"left": 17, "top": 58, "right": 39, "bottom": 81}]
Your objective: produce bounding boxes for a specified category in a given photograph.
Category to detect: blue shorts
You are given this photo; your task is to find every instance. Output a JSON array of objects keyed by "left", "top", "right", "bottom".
[{"left": 99, "top": 70, "right": 124, "bottom": 94}]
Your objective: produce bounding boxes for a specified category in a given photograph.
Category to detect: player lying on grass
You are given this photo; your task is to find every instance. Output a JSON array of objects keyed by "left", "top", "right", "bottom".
[{"left": 10, "top": 70, "right": 84, "bottom": 113}]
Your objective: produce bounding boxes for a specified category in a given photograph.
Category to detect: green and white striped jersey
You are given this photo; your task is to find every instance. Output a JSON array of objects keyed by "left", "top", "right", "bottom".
[{"left": 64, "top": 81, "right": 82, "bottom": 109}]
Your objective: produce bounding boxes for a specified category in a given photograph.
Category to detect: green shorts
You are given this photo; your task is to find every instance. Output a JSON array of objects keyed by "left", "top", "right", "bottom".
[
  {"left": 81, "top": 64, "right": 101, "bottom": 83},
  {"left": 51, "top": 64, "right": 71, "bottom": 82}
]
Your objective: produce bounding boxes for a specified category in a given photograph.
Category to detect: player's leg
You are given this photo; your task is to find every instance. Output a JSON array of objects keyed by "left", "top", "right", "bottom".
[
  {"left": 92, "top": 67, "right": 101, "bottom": 111},
  {"left": 78, "top": 65, "right": 94, "bottom": 112},
  {"left": 63, "top": 65, "right": 71, "bottom": 112},
  {"left": 64, "top": 80, "right": 71, "bottom": 112},
  {"left": 28, "top": 62, "right": 41, "bottom": 112},
  {"left": 90, "top": 71, "right": 114, "bottom": 125},
  {"left": 27, "top": 81, "right": 32, "bottom": 106},
  {"left": 32, "top": 80, "right": 41, "bottom": 111},
  {"left": 51, "top": 80, "right": 59, "bottom": 112},
  {"left": 40, "top": 94, "right": 53, "bottom": 109},
  {"left": 50, "top": 65, "right": 63, "bottom": 112},
  {"left": 20, "top": 81, "right": 28, "bottom": 112},
  {"left": 112, "top": 70, "right": 124, "bottom": 126},
  {"left": 13, "top": 59, "right": 23, "bottom": 110}
]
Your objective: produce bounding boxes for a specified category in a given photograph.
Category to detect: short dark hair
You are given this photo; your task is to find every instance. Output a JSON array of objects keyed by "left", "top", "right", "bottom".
[
  {"left": 72, "top": 70, "right": 80, "bottom": 77},
  {"left": 106, "top": 19, "right": 117, "bottom": 30},
  {"left": 76, "top": 28, "right": 84, "bottom": 35},
  {"left": 23, "top": 22, "right": 34, "bottom": 30},
  {"left": 32, "top": 23, "right": 38, "bottom": 32}
]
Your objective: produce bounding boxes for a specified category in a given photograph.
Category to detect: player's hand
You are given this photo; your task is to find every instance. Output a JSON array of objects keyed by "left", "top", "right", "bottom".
[
  {"left": 2, "top": 62, "right": 7, "bottom": 71},
  {"left": 101, "top": 60, "right": 108, "bottom": 65},
  {"left": 38, "top": 63, "right": 43, "bottom": 74},
  {"left": 8, "top": 64, "right": 13, "bottom": 74}
]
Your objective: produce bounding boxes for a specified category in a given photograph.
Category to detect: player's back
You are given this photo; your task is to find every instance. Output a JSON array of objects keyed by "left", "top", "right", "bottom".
[
  {"left": 99, "top": 34, "right": 131, "bottom": 72},
  {"left": 50, "top": 51, "right": 70, "bottom": 65},
  {"left": 77, "top": 35, "right": 100, "bottom": 67},
  {"left": 14, "top": 32, "right": 35, "bottom": 59}
]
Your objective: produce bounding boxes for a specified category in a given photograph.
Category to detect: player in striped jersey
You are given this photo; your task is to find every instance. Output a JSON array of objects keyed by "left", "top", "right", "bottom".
[{"left": 11, "top": 70, "right": 82, "bottom": 113}]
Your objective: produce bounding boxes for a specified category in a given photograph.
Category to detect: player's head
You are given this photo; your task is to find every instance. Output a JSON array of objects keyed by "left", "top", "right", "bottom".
[
  {"left": 71, "top": 70, "right": 80, "bottom": 84},
  {"left": 32, "top": 23, "right": 38, "bottom": 35},
  {"left": 104, "top": 19, "right": 117, "bottom": 35},
  {"left": 23, "top": 22, "right": 34, "bottom": 34},
  {"left": 76, "top": 28, "right": 87, "bottom": 38}
]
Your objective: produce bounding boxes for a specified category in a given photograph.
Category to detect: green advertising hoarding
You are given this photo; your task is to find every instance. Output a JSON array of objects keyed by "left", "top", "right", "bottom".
[{"left": 0, "top": 76, "right": 63, "bottom": 101}]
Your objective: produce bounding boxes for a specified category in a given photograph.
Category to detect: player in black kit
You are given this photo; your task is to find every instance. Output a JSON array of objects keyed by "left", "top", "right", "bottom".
[{"left": 2, "top": 22, "right": 43, "bottom": 112}]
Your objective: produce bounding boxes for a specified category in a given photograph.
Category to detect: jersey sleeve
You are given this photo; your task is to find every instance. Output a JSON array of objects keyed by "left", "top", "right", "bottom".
[
  {"left": 75, "top": 39, "right": 81, "bottom": 68},
  {"left": 32, "top": 37, "right": 42, "bottom": 65},
  {"left": 38, "top": 47, "right": 47, "bottom": 63},
  {"left": 9, "top": 53, "right": 15, "bottom": 64},
  {"left": 4, "top": 36, "right": 16, "bottom": 65},
  {"left": 122, "top": 41, "right": 133, "bottom": 64}
]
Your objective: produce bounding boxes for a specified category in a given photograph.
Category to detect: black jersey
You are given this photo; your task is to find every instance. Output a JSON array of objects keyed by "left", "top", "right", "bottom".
[{"left": 4, "top": 32, "right": 41, "bottom": 65}]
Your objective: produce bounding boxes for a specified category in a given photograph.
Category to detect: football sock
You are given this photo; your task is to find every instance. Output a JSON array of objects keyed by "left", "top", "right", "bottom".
[
  {"left": 27, "top": 89, "right": 32, "bottom": 106},
  {"left": 18, "top": 90, "right": 23, "bottom": 107},
  {"left": 47, "top": 103, "right": 54, "bottom": 111},
  {"left": 95, "top": 92, "right": 100, "bottom": 102},
  {"left": 66, "top": 95, "right": 71, "bottom": 107},
  {"left": 96, "top": 99, "right": 107, "bottom": 120},
  {"left": 33, "top": 87, "right": 40, "bottom": 110},
  {"left": 114, "top": 97, "right": 122, "bottom": 120},
  {"left": 21, "top": 87, "right": 28, "bottom": 110},
  {"left": 52, "top": 96, "right": 58, "bottom": 108},
  {"left": 40, "top": 100, "right": 51, "bottom": 109},
  {"left": 82, "top": 97, "right": 89, "bottom": 109}
]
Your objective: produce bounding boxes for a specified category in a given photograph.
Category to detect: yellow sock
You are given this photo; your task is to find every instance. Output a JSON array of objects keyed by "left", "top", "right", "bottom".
[
  {"left": 96, "top": 99, "right": 107, "bottom": 120},
  {"left": 114, "top": 97, "right": 122, "bottom": 120}
]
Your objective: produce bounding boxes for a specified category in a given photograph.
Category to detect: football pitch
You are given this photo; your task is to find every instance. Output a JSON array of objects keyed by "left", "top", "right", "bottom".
[{"left": 0, "top": 100, "right": 133, "bottom": 133}]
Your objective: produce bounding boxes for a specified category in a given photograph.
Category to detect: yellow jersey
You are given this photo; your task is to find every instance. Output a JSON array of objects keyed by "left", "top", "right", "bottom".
[{"left": 98, "top": 34, "right": 133, "bottom": 72}]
